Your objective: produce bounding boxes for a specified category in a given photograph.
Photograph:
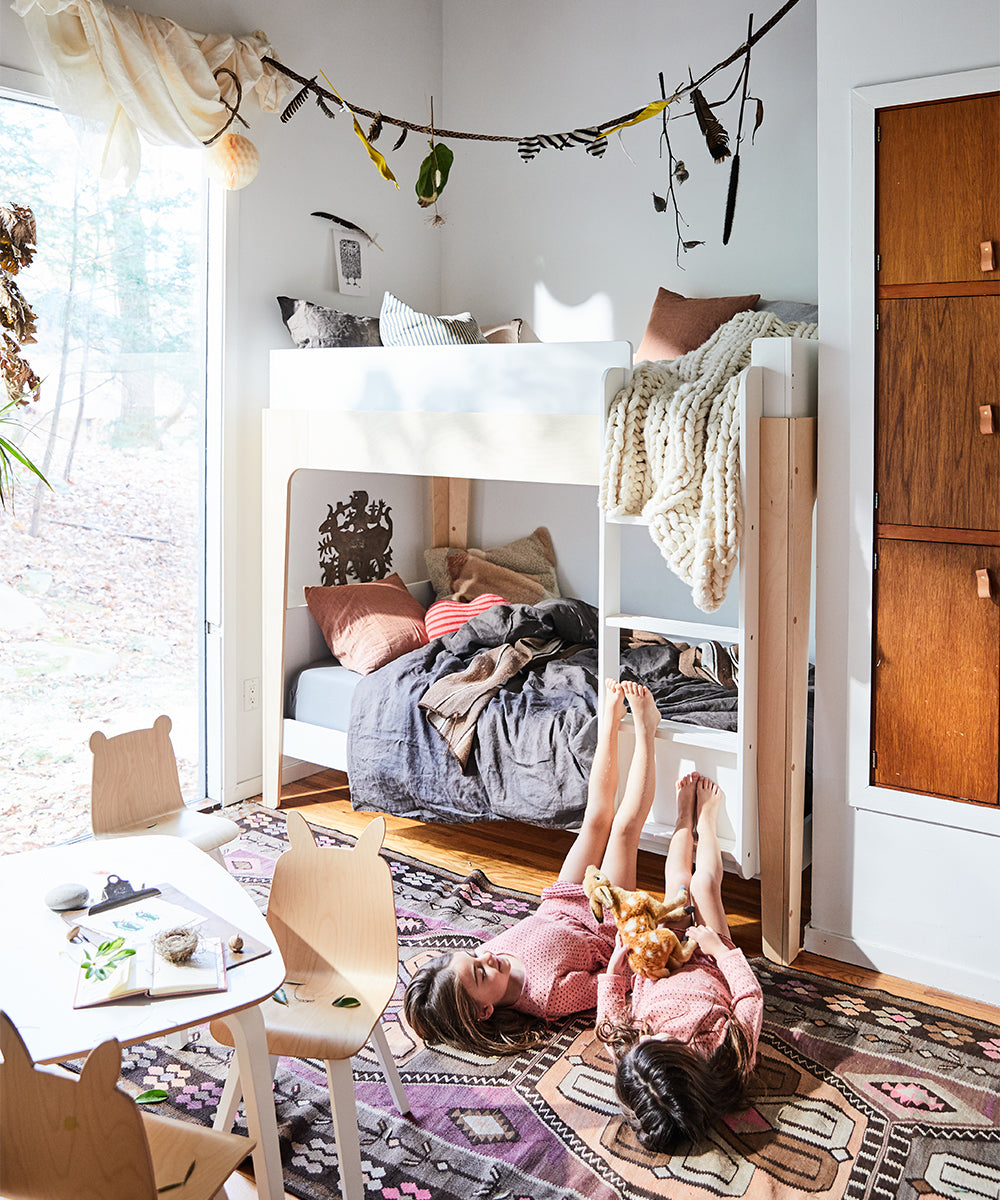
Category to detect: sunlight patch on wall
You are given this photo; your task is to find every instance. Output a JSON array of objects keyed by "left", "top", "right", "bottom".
[{"left": 533, "top": 282, "right": 614, "bottom": 342}]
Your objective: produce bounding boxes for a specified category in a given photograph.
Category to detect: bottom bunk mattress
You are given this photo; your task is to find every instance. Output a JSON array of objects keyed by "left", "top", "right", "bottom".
[{"left": 340, "top": 596, "right": 746, "bottom": 828}]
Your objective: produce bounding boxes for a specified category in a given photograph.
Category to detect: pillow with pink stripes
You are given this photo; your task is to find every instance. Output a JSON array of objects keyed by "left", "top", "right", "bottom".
[{"left": 424, "top": 593, "right": 506, "bottom": 640}]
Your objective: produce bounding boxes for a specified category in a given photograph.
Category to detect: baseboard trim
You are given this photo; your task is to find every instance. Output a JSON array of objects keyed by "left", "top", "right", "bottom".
[{"left": 804, "top": 924, "right": 1000, "bottom": 1008}]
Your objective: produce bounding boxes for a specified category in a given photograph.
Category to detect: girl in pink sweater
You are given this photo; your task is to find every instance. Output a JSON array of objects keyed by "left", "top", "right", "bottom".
[
  {"left": 404, "top": 677, "right": 670, "bottom": 1055},
  {"left": 596, "top": 775, "right": 763, "bottom": 1152}
]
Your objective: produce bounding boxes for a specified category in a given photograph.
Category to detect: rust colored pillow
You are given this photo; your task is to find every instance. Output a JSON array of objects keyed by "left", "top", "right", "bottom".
[
  {"left": 303, "top": 574, "right": 428, "bottom": 675},
  {"left": 635, "top": 287, "right": 760, "bottom": 362}
]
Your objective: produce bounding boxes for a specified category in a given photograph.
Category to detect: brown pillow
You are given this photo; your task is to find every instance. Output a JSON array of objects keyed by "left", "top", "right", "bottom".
[
  {"left": 303, "top": 574, "right": 428, "bottom": 675},
  {"left": 635, "top": 287, "right": 760, "bottom": 362},
  {"left": 446, "top": 553, "right": 549, "bottom": 605},
  {"left": 424, "top": 527, "right": 559, "bottom": 601}
]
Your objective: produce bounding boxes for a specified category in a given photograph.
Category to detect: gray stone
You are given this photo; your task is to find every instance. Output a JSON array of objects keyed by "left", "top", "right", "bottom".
[{"left": 44, "top": 882, "right": 90, "bottom": 911}]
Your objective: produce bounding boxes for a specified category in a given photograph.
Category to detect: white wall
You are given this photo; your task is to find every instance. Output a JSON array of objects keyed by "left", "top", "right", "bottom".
[
  {"left": 2, "top": 0, "right": 445, "bottom": 799},
  {"left": 440, "top": 0, "right": 818, "bottom": 344},
  {"left": 812, "top": 1, "right": 1000, "bottom": 1004}
]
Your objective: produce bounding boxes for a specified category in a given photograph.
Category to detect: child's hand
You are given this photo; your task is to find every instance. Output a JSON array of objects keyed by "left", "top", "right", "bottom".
[
  {"left": 607, "top": 935, "right": 630, "bottom": 975},
  {"left": 688, "top": 925, "right": 727, "bottom": 960}
]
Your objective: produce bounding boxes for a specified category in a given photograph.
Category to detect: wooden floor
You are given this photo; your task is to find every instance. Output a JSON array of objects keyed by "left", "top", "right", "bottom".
[{"left": 274, "top": 768, "right": 1000, "bottom": 1027}]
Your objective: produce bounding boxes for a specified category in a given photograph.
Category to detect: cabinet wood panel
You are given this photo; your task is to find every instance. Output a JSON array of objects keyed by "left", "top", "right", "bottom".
[
  {"left": 875, "top": 296, "right": 1000, "bottom": 530},
  {"left": 872, "top": 539, "right": 999, "bottom": 805},
  {"left": 877, "top": 93, "right": 1000, "bottom": 287}
]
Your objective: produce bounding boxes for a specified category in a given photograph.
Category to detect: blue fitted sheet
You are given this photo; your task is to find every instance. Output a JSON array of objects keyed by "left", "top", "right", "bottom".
[{"left": 288, "top": 658, "right": 363, "bottom": 731}]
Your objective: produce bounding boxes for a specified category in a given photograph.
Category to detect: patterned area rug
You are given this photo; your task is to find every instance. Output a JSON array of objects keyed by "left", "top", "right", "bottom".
[{"left": 113, "top": 806, "right": 1000, "bottom": 1200}]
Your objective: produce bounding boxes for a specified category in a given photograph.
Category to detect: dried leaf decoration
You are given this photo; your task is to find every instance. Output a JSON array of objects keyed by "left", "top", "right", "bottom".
[
  {"left": 416, "top": 140, "right": 454, "bottom": 207},
  {"left": 367, "top": 112, "right": 383, "bottom": 144},
  {"left": 722, "top": 13, "right": 753, "bottom": 246},
  {"left": 320, "top": 71, "right": 397, "bottom": 188},
  {"left": 751, "top": 97, "right": 765, "bottom": 143},
  {"left": 690, "top": 87, "right": 731, "bottom": 163},
  {"left": 673, "top": 159, "right": 689, "bottom": 184},
  {"left": 652, "top": 192, "right": 667, "bottom": 213},
  {"left": 391, "top": 127, "right": 408, "bottom": 152}
]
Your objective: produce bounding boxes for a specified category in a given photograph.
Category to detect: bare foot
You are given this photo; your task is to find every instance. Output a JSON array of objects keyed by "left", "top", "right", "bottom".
[
  {"left": 621, "top": 680, "right": 660, "bottom": 739},
  {"left": 675, "top": 771, "right": 699, "bottom": 831},
  {"left": 601, "top": 678, "right": 627, "bottom": 728},
  {"left": 696, "top": 776, "right": 724, "bottom": 836}
]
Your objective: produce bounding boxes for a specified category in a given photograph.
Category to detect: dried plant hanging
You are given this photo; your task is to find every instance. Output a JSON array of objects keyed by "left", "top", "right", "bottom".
[
  {"left": 723, "top": 14, "right": 756, "bottom": 245},
  {"left": 651, "top": 72, "right": 704, "bottom": 267},
  {"left": 416, "top": 99, "right": 453, "bottom": 225}
]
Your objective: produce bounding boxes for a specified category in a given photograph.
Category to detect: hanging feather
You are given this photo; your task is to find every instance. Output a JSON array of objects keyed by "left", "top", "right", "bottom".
[
  {"left": 315, "top": 94, "right": 339, "bottom": 120},
  {"left": 722, "top": 14, "right": 753, "bottom": 246},
  {"left": 690, "top": 87, "right": 731, "bottom": 164},
  {"left": 392, "top": 127, "right": 408, "bottom": 152},
  {"left": 367, "top": 112, "right": 383, "bottom": 144},
  {"left": 280, "top": 79, "right": 314, "bottom": 124},
  {"left": 311, "top": 211, "right": 383, "bottom": 251}
]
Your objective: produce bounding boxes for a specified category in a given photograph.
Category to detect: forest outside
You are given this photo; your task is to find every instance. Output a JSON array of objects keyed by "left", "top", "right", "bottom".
[{"left": 0, "top": 94, "right": 208, "bottom": 854}]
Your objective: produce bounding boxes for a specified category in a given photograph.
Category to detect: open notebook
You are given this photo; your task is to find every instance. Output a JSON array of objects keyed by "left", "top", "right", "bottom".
[{"left": 73, "top": 935, "right": 227, "bottom": 1008}]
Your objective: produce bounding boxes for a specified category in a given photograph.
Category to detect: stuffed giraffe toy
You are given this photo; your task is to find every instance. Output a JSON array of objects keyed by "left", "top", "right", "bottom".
[{"left": 583, "top": 864, "right": 697, "bottom": 979}]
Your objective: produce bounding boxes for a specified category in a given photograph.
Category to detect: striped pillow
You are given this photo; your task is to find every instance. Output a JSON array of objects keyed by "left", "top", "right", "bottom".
[
  {"left": 424, "top": 593, "right": 506, "bottom": 640},
  {"left": 379, "top": 291, "right": 487, "bottom": 347}
]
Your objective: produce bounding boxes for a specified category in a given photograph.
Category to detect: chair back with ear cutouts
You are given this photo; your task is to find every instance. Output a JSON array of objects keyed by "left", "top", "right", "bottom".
[
  {"left": 266, "top": 813, "right": 398, "bottom": 1010},
  {"left": 89, "top": 714, "right": 185, "bottom": 833}
]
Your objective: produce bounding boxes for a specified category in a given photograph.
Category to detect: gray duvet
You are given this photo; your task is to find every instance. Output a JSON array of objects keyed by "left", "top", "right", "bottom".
[{"left": 346, "top": 597, "right": 743, "bottom": 828}]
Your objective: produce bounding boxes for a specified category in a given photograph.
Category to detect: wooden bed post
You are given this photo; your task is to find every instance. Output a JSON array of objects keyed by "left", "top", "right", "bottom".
[
  {"left": 430, "top": 477, "right": 470, "bottom": 548},
  {"left": 757, "top": 415, "right": 816, "bottom": 965}
]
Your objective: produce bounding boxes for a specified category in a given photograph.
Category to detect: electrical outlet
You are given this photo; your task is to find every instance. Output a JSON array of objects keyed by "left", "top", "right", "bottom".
[{"left": 243, "top": 677, "right": 259, "bottom": 711}]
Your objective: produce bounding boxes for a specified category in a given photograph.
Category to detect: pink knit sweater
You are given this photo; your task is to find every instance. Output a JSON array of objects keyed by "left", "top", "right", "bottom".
[
  {"left": 481, "top": 881, "right": 617, "bottom": 1020},
  {"left": 596, "top": 946, "right": 763, "bottom": 1060}
]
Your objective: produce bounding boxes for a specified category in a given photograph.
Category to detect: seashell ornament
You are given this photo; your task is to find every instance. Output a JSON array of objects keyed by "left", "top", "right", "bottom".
[{"left": 205, "top": 132, "right": 260, "bottom": 191}]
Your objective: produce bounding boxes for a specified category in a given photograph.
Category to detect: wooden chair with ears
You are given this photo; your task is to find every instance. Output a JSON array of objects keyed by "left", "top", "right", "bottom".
[
  {"left": 210, "top": 812, "right": 410, "bottom": 1200},
  {"left": 0, "top": 1009, "right": 253, "bottom": 1200},
  {"left": 89, "top": 715, "right": 239, "bottom": 867}
]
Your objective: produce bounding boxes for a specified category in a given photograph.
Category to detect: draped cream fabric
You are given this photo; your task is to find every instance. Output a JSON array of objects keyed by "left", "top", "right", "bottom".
[{"left": 13, "top": 0, "right": 290, "bottom": 187}]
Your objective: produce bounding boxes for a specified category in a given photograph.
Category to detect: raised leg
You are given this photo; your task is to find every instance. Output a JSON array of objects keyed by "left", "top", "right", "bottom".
[
  {"left": 598, "top": 681, "right": 660, "bottom": 890},
  {"left": 664, "top": 771, "right": 698, "bottom": 900},
  {"left": 690, "top": 776, "right": 732, "bottom": 939},
  {"left": 370, "top": 1022, "right": 410, "bottom": 1115},
  {"left": 558, "top": 680, "right": 626, "bottom": 883}
]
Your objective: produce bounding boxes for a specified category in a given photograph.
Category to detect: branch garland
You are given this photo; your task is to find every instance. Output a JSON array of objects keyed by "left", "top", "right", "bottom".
[{"left": 263, "top": 0, "right": 802, "bottom": 249}]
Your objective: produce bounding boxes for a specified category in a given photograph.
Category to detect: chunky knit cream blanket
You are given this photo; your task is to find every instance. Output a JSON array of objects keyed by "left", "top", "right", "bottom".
[{"left": 600, "top": 310, "right": 818, "bottom": 613}]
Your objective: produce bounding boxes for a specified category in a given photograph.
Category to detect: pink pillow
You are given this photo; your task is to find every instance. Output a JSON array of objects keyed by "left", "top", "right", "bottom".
[
  {"left": 424, "top": 593, "right": 506, "bottom": 639},
  {"left": 304, "top": 574, "right": 428, "bottom": 674},
  {"left": 635, "top": 287, "right": 760, "bottom": 361}
]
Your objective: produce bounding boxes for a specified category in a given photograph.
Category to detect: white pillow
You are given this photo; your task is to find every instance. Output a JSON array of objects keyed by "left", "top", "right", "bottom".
[{"left": 379, "top": 292, "right": 487, "bottom": 347}]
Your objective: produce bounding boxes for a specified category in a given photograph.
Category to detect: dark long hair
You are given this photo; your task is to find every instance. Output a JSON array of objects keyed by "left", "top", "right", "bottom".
[
  {"left": 597, "top": 1016, "right": 755, "bottom": 1153},
  {"left": 403, "top": 952, "right": 546, "bottom": 1056}
]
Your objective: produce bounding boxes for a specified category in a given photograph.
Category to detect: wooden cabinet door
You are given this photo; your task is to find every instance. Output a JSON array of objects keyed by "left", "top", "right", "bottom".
[
  {"left": 872, "top": 539, "right": 999, "bottom": 805},
  {"left": 877, "top": 93, "right": 1000, "bottom": 287},
  {"left": 876, "top": 296, "right": 1000, "bottom": 530}
]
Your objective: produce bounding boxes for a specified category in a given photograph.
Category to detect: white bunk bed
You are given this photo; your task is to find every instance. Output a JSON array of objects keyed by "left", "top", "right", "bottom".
[{"left": 262, "top": 335, "right": 817, "bottom": 964}]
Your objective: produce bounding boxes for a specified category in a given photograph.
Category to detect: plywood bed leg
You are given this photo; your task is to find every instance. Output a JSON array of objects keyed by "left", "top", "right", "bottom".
[
  {"left": 430, "top": 477, "right": 470, "bottom": 548},
  {"left": 758, "top": 416, "right": 816, "bottom": 965}
]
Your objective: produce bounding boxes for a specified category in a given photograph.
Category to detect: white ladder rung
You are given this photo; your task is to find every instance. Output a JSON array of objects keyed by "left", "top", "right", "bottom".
[{"left": 606, "top": 612, "right": 741, "bottom": 643}]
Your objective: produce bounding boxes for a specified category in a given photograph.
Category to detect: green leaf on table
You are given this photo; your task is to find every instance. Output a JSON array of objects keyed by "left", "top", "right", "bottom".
[{"left": 136, "top": 1089, "right": 169, "bottom": 1103}]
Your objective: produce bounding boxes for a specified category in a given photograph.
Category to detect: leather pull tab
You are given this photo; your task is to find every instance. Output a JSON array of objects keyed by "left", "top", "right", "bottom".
[
  {"left": 980, "top": 405, "right": 995, "bottom": 435},
  {"left": 977, "top": 569, "right": 992, "bottom": 599},
  {"left": 982, "top": 240, "right": 996, "bottom": 272}
]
